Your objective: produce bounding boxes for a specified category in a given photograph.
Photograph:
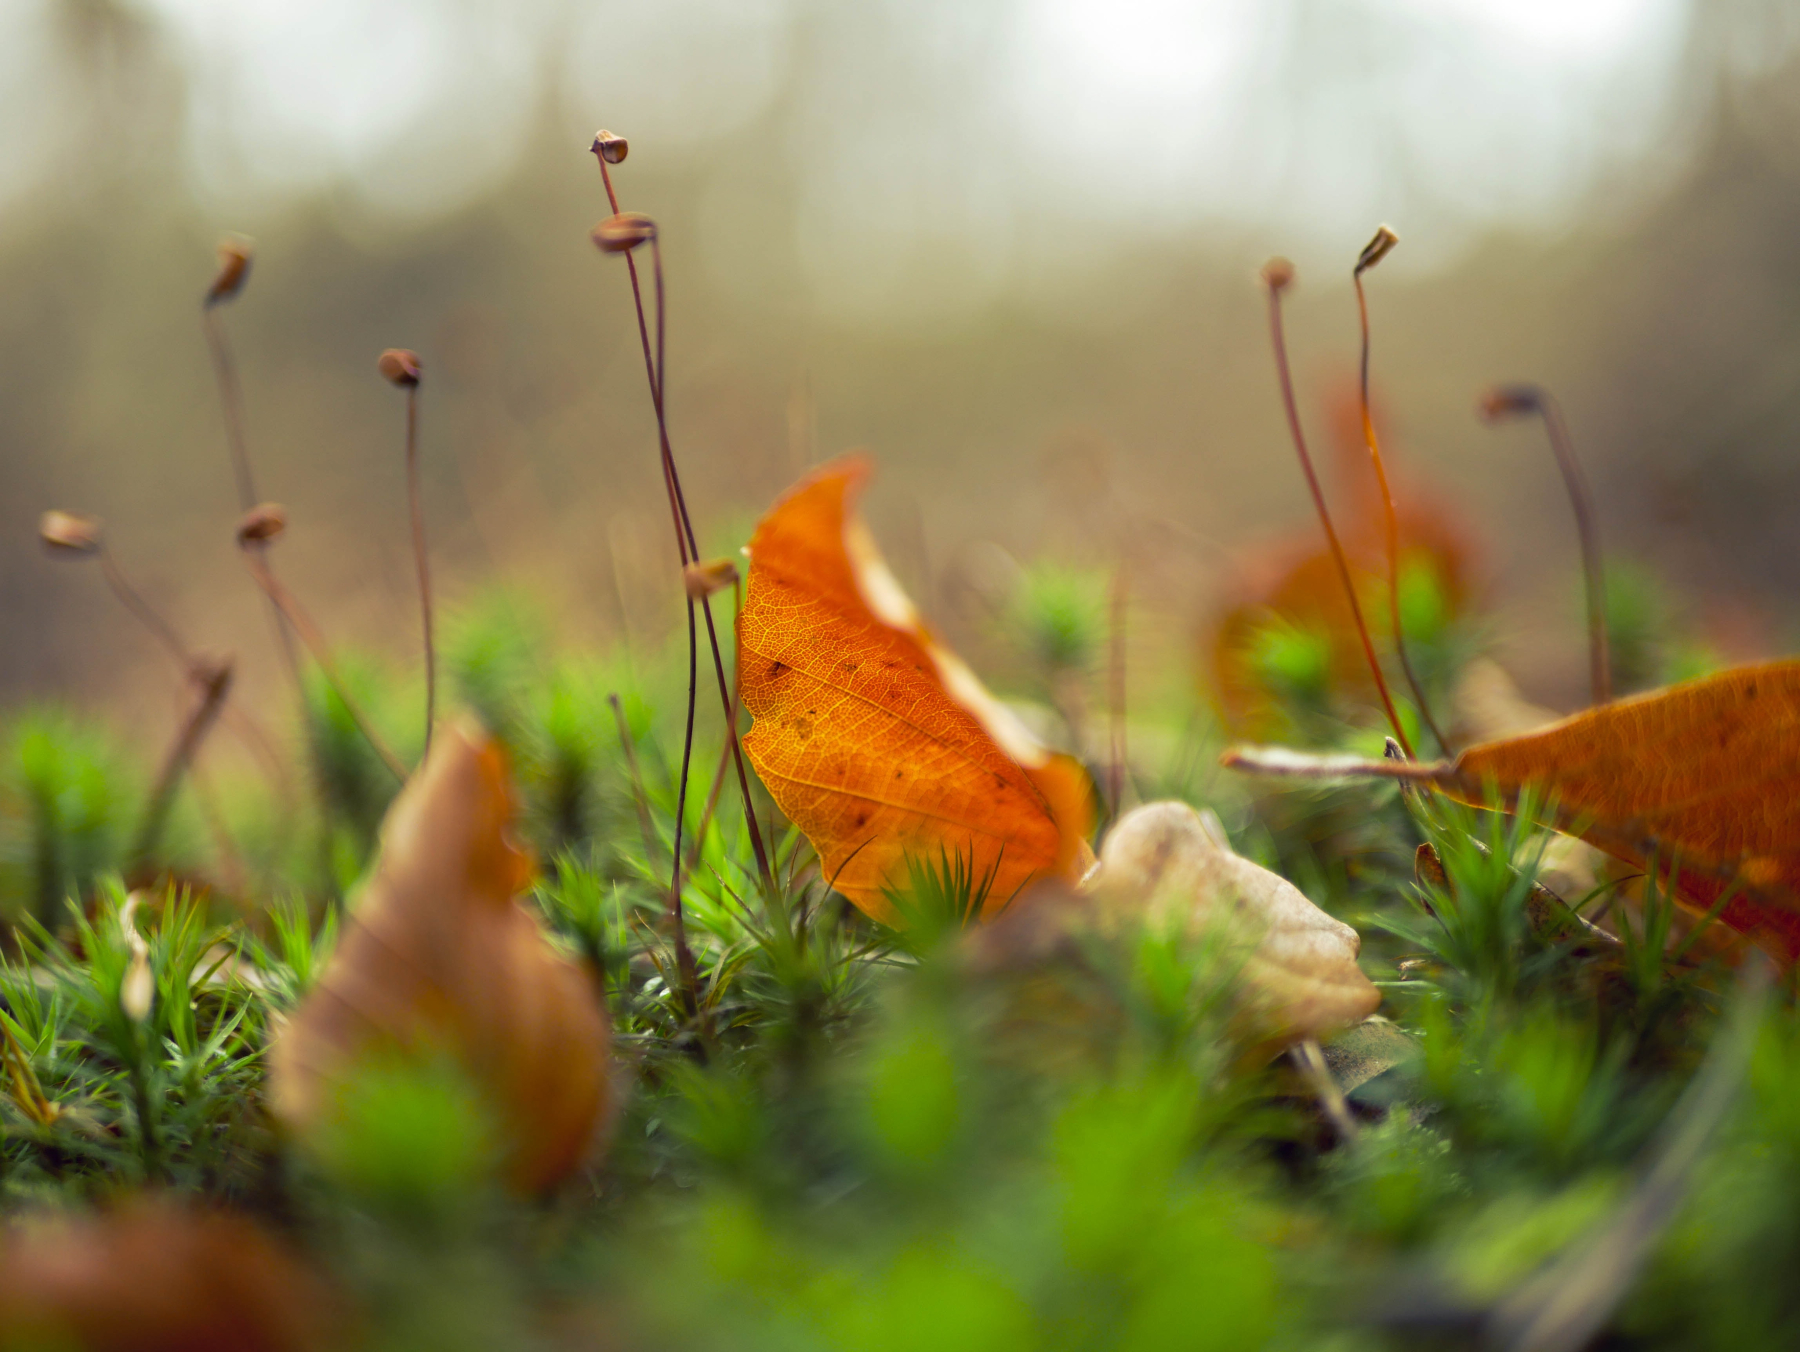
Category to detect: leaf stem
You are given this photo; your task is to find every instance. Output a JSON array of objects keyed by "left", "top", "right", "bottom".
[
  {"left": 1482, "top": 384, "right": 1611, "bottom": 706},
  {"left": 1107, "top": 564, "right": 1128, "bottom": 818},
  {"left": 1353, "top": 249, "right": 1450, "bottom": 753},
  {"left": 130, "top": 660, "right": 234, "bottom": 872},
  {"left": 1261, "top": 262, "right": 1414, "bottom": 758},
  {"left": 238, "top": 550, "right": 407, "bottom": 784},
  {"left": 404, "top": 381, "right": 436, "bottom": 754},
  {"left": 592, "top": 147, "right": 774, "bottom": 1020},
  {"left": 203, "top": 300, "right": 304, "bottom": 692}
]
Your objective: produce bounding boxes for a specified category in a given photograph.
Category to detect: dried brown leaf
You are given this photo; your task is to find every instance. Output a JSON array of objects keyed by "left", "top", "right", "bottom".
[
  {"left": 269, "top": 722, "right": 612, "bottom": 1192},
  {"left": 1087, "top": 801, "right": 1380, "bottom": 1050},
  {"left": 0, "top": 1198, "right": 331, "bottom": 1352}
]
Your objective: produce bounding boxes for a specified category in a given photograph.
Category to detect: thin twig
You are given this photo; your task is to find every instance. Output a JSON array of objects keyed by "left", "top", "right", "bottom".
[
  {"left": 88, "top": 543, "right": 273, "bottom": 861},
  {"left": 130, "top": 660, "right": 234, "bottom": 871},
  {"left": 404, "top": 380, "right": 436, "bottom": 753},
  {"left": 238, "top": 551, "right": 407, "bottom": 783},
  {"left": 1261, "top": 261, "right": 1414, "bottom": 757},
  {"left": 1353, "top": 235, "right": 1450, "bottom": 752},
  {"left": 609, "top": 693, "right": 662, "bottom": 868},
  {"left": 1482, "top": 385, "right": 1611, "bottom": 707},
  {"left": 687, "top": 734, "right": 735, "bottom": 872},
  {"left": 201, "top": 306, "right": 256, "bottom": 511},
  {"left": 203, "top": 297, "right": 303, "bottom": 690},
  {"left": 1292, "top": 1036, "right": 1359, "bottom": 1143},
  {"left": 1539, "top": 395, "right": 1611, "bottom": 705},
  {"left": 99, "top": 542, "right": 282, "bottom": 781},
  {"left": 99, "top": 548, "right": 191, "bottom": 670},
  {"left": 1107, "top": 564, "right": 1128, "bottom": 818},
  {"left": 672, "top": 596, "right": 702, "bottom": 1012},
  {"left": 594, "top": 154, "right": 774, "bottom": 895}
]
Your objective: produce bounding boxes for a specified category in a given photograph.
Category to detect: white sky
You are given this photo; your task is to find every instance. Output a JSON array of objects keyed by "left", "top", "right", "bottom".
[{"left": 0, "top": 0, "right": 1721, "bottom": 314}]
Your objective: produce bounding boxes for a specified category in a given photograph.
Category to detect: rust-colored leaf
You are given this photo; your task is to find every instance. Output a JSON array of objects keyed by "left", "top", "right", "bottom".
[
  {"left": 738, "top": 455, "right": 1094, "bottom": 922},
  {"left": 1226, "top": 659, "right": 1800, "bottom": 960},
  {"left": 0, "top": 1198, "right": 331, "bottom": 1352},
  {"left": 269, "top": 722, "right": 612, "bottom": 1192}
]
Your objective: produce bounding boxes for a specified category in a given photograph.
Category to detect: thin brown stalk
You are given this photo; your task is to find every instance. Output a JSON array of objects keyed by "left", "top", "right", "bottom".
[
  {"left": 1261, "top": 261, "right": 1414, "bottom": 757},
  {"left": 404, "top": 381, "right": 436, "bottom": 753},
  {"left": 203, "top": 295, "right": 303, "bottom": 689},
  {"left": 93, "top": 542, "right": 287, "bottom": 841},
  {"left": 201, "top": 306, "right": 257, "bottom": 511},
  {"left": 1353, "top": 235, "right": 1449, "bottom": 753},
  {"left": 1537, "top": 392, "right": 1611, "bottom": 706},
  {"left": 98, "top": 548, "right": 192, "bottom": 670},
  {"left": 609, "top": 692, "right": 662, "bottom": 869},
  {"left": 130, "top": 660, "right": 234, "bottom": 871},
  {"left": 239, "top": 551, "right": 407, "bottom": 783},
  {"left": 672, "top": 595, "right": 703, "bottom": 1012},
  {"left": 592, "top": 143, "right": 773, "bottom": 1016},
  {"left": 1481, "top": 385, "right": 1611, "bottom": 706},
  {"left": 594, "top": 159, "right": 771, "bottom": 885},
  {"left": 1107, "top": 565, "right": 1129, "bottom": 818},
  {"left": 189, "top": 764, "right": 251, "bottom": 899},
  {"left": 1293, "top": 1037, "right": 1359, "bottom": 1142},
  {"left": 687, "top": 734, "right": 734, "bottom": 872}
]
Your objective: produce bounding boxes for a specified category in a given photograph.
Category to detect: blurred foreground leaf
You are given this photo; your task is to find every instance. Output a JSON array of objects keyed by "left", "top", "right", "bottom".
[{"left": 270, "top": 721, "right": 612, "bottom": 1193}]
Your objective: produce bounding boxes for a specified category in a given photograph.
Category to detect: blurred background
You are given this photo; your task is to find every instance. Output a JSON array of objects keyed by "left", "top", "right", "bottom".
[{"left": 4, "top": 0, "right": 1800, "bottom": 748}]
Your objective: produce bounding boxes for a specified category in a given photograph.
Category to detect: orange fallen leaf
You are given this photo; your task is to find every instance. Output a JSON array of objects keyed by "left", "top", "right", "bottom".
[
  {"left": 0, "top": 1198, "right": 331, "bottom": 1352},
  {"left": 269, "top": 721, "right": 612, "bottom": 1192},
  {"left": 1224, "top": 659, "right": 1800, "bottom": 961},
  {"left": 738, "top": 455, "right": 1094, "bottom": 922}
]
